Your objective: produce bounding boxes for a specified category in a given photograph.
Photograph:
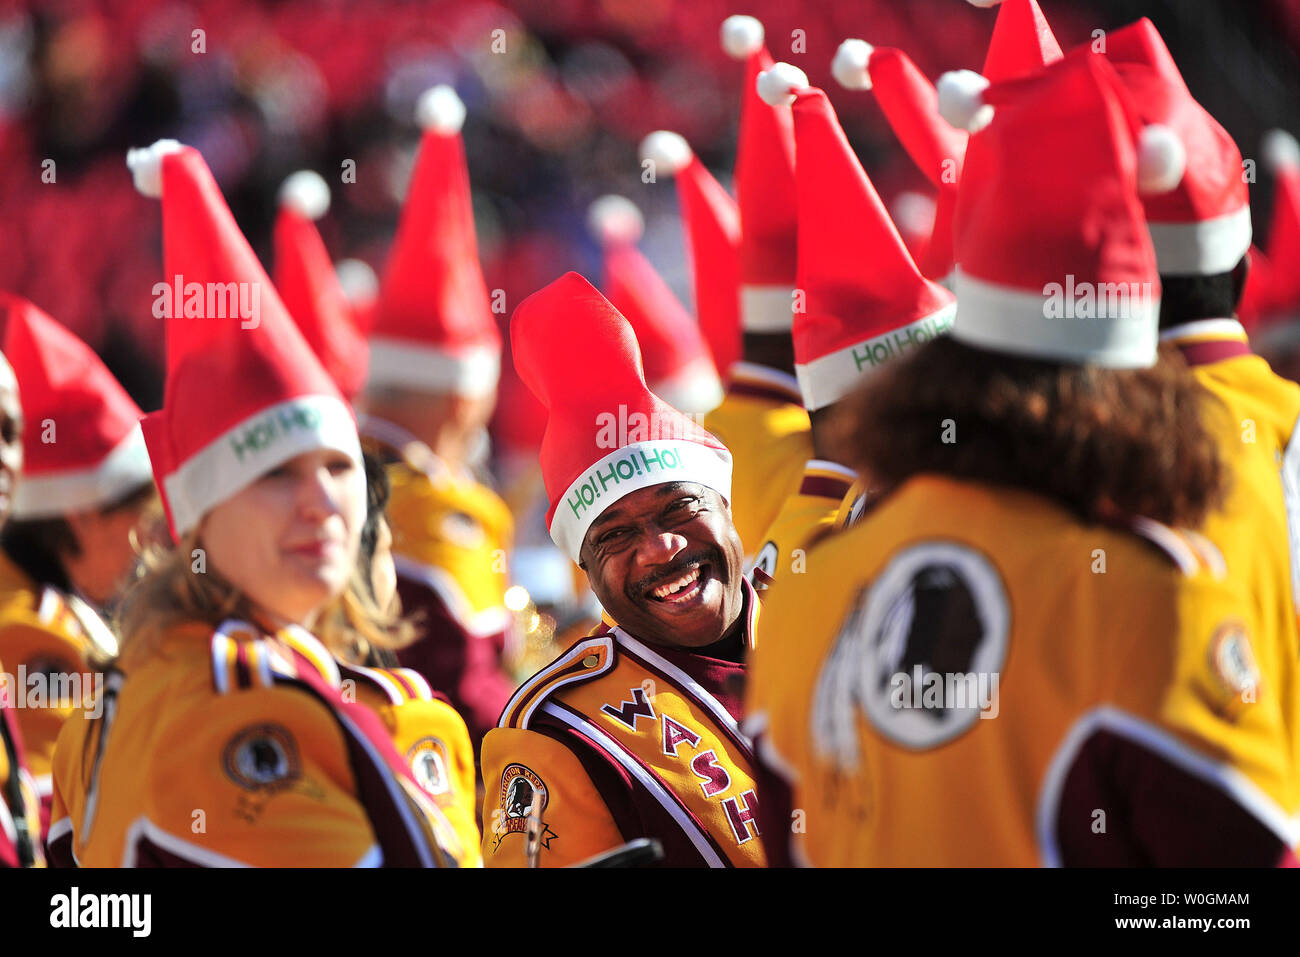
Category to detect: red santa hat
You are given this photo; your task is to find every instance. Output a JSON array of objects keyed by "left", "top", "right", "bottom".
[
  {"left": 335, "top": 257, "right": 379, "bottom": 334},
  {"left": 587, "top": 196, "right": 728, "bottom": 413},
  {"left": 0, "top": 295, "right": 152, "bottom": 519},
  {"left": 832, "top": 39, "right": 968, "bottom": 284},
  {"left": 722, "top": 15, "right": 800, "bottom": 334},
  {"left": 1099, "top": 18, "right": 1251, "bottom": 276},
  {"left": 757, "top": 70, "right": 957, "bottom": 409},
  {"left": 1237, "top": 245, "right": 1275, "bottom": 330},
  {"left": 588, "top": 195, "right": 723, "bottom": 414},
  {"left": 127, "top": 140, "right": 362, "bottom": 539},
  {"left": 971, "top": 0, "right": 1063, "bottom": 84},
  {"left": 639, "top": 130, "right": 743, "bottom": 380},
  {"left": 511, "top": 272, "right": 732, "bottom": 562},
  {"left": 273, "top": 171, "right": 369, "bottom": 400},
  {"left": 369, "top": 85, "right": 501, "bottom": 398},
  {"left": 937, "top": 51, "right": 1185, "bottom": 368},
  {"left": 1262, "top": 130, "right": 1300, "bottom": 317}
]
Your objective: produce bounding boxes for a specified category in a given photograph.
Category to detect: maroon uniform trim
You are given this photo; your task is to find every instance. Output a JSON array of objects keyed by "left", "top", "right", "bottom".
[
  {"left": 275, "top": 649, "right": 455, "bottom": 868},
  {"left": 615, "top": 638, "right": 753, "bottom": 766},
  {"left": 532, "top": 700, "right": 734, "bottom": 867},
  {"left": 1175, "top": 338, "right": 1252, "bottom": 367},
  {"left": 1054, "top": 728, "right": 1291, "bottom": 866},
  {"left": 798, "top": 473, "right": 854, "bottom": 501},
  {"left": 726, "top": 379, "right": 803, "bottom": 406}
]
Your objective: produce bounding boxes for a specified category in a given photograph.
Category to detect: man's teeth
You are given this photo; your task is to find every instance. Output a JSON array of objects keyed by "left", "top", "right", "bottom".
[{"left": 652, "top": 567, "right": 701, "bottom": 600}]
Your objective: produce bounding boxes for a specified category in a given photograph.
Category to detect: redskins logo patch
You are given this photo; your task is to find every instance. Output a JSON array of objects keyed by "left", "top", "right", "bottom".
[
  {"left": 223, "top": 724, "right": 301, "bottom": 792},
  {"left": 406, "top": 736, "right": 451, "bottom": 795},
  {"left": 439, "top": 511, "right": 485, "bottom": 548},
  {"left": 493, "top": 763, "right": 556, "bottom": 852},
  {"left": 812, "top": 541, "right": 1009, "bottom": 763},
  {"left": 1209, "top": 621, "right": 1260, "bottom": 704}
]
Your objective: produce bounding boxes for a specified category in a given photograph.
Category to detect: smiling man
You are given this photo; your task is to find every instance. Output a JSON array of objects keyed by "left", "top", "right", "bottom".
[{"left": 479, "top": 273, "right": 765, "bottom": 868}]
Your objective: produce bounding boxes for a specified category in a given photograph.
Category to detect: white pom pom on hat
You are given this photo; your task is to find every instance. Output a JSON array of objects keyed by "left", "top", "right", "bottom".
[
  {"left": 587, "top": 195, "right": 645, "bottom": 245},
  {"left": 415, "top": 85, "right": 467, "bottom": 134},
  {"left": 721, "top": 15, "right": 765, "bottom": 59},
  {"left": 1136, "top": 124, "right": 1186, "bottom": 194},
  {"left": 832, "top": 39, "right": 875, "bottom": 91},
  {"left": 278, "top": 170, "right": 331, "bottom": 220},
  {"left": 937, "top": 70, "right": 994, "bottom": 133},
  {"left": 1262, "top": 129, "right": 1300, "bottom": 171},
  {"left": 639, "top": 131, "right": 693, "bottom": 176},
  {"left": 756, "top": 62, "right": 810, "bottom": 107},
  {"left": 966, "top": 0, "right": 1005, "bottom": 7},
  {"left": 126, "top": 139, "right": 184, "bottom": 198},
  {"left": 335, "top": 258, "right": 379, "bottom": 306}
]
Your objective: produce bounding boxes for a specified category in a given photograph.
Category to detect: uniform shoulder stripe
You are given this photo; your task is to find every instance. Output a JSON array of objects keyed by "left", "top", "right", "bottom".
[
  {"left": 336, "top": 663, "right": 436, "bottom": 705},
  {"left": 499, "top": 635, "right": 615, "bottom": 730},
  {"left": 338, "top": 662, "right": 407, "bottom": 704},
  {"left": 1180, "top": 528, "right": 1228, "bottom": 580},
  {"left": 390, "top": 668, "right": 435, "bottom": 701},
  {"left": 210, "top": 621, "right": 279, "bottom": 694},
  {"left": 1127, "top": 516, "right": 1200, "bottom": 577}
]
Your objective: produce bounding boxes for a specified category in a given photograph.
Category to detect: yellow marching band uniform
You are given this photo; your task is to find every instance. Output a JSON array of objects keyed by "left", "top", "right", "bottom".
[{"left": 0, "top": 1, "right": 1299, "bottom": 871}]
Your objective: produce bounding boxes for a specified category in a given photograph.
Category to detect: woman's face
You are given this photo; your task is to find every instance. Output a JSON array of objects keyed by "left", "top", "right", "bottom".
[
  {"left": 0, "top": 362, "right": 23, "bottom": 527},
  {"left": 199, "top": 448, "right": 365, "bottom": 627}
]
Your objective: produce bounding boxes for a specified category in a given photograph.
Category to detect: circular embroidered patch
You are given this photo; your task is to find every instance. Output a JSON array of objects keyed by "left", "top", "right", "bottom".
[
  {"left": 406, "top": 736, "right": 451, "bottom": 795},
  {"left": 222, "top": 723, "right": 301, "bottom": 792}
]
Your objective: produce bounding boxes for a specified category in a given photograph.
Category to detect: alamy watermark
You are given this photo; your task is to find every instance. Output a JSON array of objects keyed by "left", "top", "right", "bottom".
[
  {"left": 152, "top": 274, "right": 261, "bottom": 329},
  {"left": 1042, "top": 276, "right": 1155, "bottom": 320},
  {"left": 889, "top": 666, "right": 1000, "bottom": 719},
  {"left": 0, "top": 667, "right": 103, "bottom": 718},
  {"left": 595, "top": 404, "right": 706, "bottom": 450}
]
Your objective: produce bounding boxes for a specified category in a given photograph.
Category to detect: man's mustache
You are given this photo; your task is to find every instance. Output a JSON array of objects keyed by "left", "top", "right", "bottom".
[{"left": 629, "top": 547, "right": 726, "bottom": 600}]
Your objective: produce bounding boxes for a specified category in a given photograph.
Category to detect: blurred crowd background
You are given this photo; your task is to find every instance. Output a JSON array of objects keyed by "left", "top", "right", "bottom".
[{"left": 2, "top": 0, "right": 1297, "bottom": 465}]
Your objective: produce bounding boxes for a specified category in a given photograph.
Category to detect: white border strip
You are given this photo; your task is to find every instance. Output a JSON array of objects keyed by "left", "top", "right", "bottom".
[
  {"left": 500, "top": 636, "right": 613, "bottom": 730},
  {"left": 550, "top": 440, "right": 733, "bottom": 562},
  {"left": 79, "top": 670, "right": 123, "bottom": 845},
  {"left": 1158, "top": 318, "right": 1247, "bottom": 343},
  {"left": 348, "top": 663, "right": 406, "bottom": 705},
  {"left": 394, "top": 668, "right": 434, "bottom": 701},
  {"left": 12, "top": 424, "right": 153, "bottom": 519},
  {"left": 539, "top": 700, "right": 726, "bottom": 867},
  {"left": 795, "top": 303, "right": 956, "bottom": 410},
  {"left": 804, "top": 459, "right": 859, "bottom": 484},
  {"left": 123, "top": 815, "right": 253, "bottom": 867},
  {"left": 366, "top": 339, "right": 500, "bottom": 399},
  {"left": 1282, "top": 418, "right": 1300, "bottom": 618},
  {"left": 1036, "top": 706, "right": 1300, "bottom": 866},
  {"left": 162, "top": 394, "right": 362, "bottom": 537},
  {"left": 951, "top": 268, "right": 1159, "bottom": 369},
  {"left": 353, "top": 843, "right": 383, "bottom": 867},
  {"left": 47, "top": 814, "right": 74, "bottom": 848},
  {"left": 393, "top": 554, "right": 514, "bottom": 638},
  {"left": 728, "top": 362, "right": 802, "bottom": 401},
  {"left": 741, "top": 286, "right": 794, "bottom": 333},
  {"left": 0, "top": 784, "right": 15, "bottom": 848},
  {"left": 331, "top": 707, "right": 436, "bottom": 867},
  {"left": 1147, "top": 204, "right": 1252, "bottom": 277}
]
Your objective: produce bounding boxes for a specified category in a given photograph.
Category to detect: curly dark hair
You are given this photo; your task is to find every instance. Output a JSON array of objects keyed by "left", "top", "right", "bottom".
[{"left": 827, "top": 337, "right": 1226, "bottom": 529}]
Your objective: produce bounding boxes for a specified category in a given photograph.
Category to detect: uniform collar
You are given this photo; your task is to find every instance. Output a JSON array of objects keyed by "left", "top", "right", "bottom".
[
  {"left": 1159, "top": 318, "right": 1253, "bottom": 366},
  {"left": 725, "top": 363, "right": 803, "bottom": 406}
]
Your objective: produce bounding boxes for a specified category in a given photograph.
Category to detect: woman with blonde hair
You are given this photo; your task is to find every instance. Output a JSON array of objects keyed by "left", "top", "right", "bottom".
[{"left": 46, "top": 140, "right": 460, "bottom": 867}]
